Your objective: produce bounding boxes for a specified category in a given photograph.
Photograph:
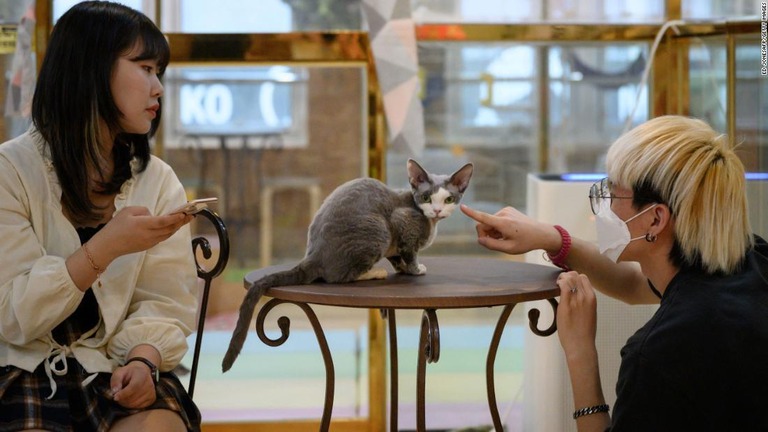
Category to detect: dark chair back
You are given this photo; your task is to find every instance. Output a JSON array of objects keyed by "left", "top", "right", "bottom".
[{"left": 188, "top": 208, "right": 230, "bottom": 399}]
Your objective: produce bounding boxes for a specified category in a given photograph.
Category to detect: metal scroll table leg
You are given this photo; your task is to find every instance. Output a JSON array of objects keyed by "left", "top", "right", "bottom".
[
  {"left": 381, "top": 309, "right": 399, "bottom": 432},
  {"left": 527, "top": 298, "right": 559, "bottom": 337},
  {"left": 486, "top": 299, "right": 558, "bottom": 431},
  {"left": 416, "top": 309, "right": 440, "bottom": 432},
  {"left": 256, "top": 299, "right": 335, "bottom": 432},
  {"left": 486, "top": 304, "right": 516, "bottom": 431}
]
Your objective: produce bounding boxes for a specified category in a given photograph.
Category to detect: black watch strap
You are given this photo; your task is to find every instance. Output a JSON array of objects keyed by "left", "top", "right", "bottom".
[{"left": 126, "top": 356, "right": 159, "bottom": 384}]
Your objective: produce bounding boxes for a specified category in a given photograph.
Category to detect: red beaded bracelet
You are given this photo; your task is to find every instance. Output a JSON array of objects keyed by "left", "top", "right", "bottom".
[{"left": 544, "top": 225, "right": 571, "bottom": 271}]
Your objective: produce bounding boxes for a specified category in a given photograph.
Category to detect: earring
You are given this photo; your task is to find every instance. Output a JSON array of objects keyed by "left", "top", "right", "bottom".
[{"left": 645, "top": 233, "right": 658, "bottom": 243}]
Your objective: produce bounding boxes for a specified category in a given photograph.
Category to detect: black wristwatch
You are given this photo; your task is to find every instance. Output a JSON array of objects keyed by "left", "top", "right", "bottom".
[{"left": 126, "top": 356, "right": 159, "bottom": 384}]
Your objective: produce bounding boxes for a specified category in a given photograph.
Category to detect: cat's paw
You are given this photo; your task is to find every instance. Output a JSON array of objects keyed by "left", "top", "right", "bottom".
[
  {"left": 415, "top": 263, "right": 427, "bottom": 275},
  {"left": 398, "top": 263, "right": 426, "bottom": 275}
]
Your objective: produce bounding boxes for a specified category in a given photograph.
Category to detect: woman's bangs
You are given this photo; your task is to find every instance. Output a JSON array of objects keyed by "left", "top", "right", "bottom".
[{"left": 134, "top": 27, "right": 170, "bottom": 72}]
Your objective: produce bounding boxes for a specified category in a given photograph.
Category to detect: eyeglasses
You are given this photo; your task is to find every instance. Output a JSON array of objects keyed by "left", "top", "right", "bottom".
[{"left": 588, "top": 177, "right": 633, "bottom": 215}]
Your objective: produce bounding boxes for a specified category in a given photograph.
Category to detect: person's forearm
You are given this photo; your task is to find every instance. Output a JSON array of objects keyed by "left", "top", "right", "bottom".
[
  {"left": 566, "top": 347, "right": 611, "bottom": 432},
  {"left": 65, "top": 234, "right": 118, "bottom": 292},
  {"left": 563, "top": 237, "right": 656, "bottom": 304}
]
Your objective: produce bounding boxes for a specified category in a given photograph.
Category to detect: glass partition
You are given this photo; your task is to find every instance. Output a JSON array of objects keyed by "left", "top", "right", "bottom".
[
  {"left": 682, "top": 0, "right": 761, "bottom": 19},
  {"left": 162, "top": 64, "right": 365, "bottom": 265},
  {"left": 412, "top": 0, "right": 665, "bottom": 23},
  {"left": 0, "top": 1, "right": 35, "bottom": 142},
  {"left": 686, "top": 34, "right": 767, "bottom": 238},
  {"left": 390, "top": 41, "right": 650, "bottom": 252}
]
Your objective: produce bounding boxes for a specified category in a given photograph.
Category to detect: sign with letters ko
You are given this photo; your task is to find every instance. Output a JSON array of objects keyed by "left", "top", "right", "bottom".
[{"left": 163, "top": 66, "right": 306, "bottom": 148}]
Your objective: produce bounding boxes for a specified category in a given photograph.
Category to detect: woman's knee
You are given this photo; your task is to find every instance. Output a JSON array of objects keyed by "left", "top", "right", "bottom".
[{"left": 109, "top": 409, "right": 186, "bottom": 432}]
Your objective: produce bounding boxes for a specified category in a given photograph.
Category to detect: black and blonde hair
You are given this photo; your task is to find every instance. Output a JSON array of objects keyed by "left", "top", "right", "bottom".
[
  {"left": 31, "top": 1, "right": 169, "bottom": 223},
  {"left": 606, "top": 115, "right": 753, "bottom": 275}
]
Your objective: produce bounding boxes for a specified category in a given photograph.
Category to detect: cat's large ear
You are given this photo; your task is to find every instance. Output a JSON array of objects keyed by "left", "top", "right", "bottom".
[
  {"left": 450, "top": 163, "right": 474, "bottom": 193},
  {"left": 407, "top": 159, "right": 429, "bottom": 188}
]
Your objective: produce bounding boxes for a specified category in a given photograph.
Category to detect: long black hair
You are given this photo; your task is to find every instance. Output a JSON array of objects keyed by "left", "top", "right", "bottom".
[{"left": 31, "top": 1, "right": 169, "bottom": 223}]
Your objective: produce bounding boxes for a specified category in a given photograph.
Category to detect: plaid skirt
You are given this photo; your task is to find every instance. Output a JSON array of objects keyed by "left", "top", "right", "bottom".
[{"left": 0, "top": 361, "right": 201, "bottom": 432}]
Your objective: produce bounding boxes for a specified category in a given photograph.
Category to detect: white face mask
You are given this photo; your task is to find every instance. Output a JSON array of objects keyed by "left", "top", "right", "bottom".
[{"left": 595, "top": 199, "right": 657, "bottom": 262}]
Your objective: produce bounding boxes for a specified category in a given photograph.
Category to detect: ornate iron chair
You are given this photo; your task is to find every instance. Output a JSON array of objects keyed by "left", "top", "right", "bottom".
[{"left": 187, "top": 208, "right": 230, "bottom": 398}]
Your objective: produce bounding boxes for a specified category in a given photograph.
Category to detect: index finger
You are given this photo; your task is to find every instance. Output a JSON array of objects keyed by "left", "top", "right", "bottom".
[
  {"left": 460, "top": 204, "right": 495, "bottom": 225},
  {"left": 155, "top": 212, "right": 190, "bottom": 226},
  {"left": 461, "top": 205, "right": 506, "bottom": 234}
]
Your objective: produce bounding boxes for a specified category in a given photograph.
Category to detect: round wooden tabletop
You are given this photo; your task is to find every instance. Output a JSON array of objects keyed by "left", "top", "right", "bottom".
[{"left": 243, "top": 256, "right": 561, "bottom": 309}]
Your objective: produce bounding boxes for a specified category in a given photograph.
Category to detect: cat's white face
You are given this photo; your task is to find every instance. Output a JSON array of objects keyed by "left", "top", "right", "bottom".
[{"left": 417, "top": 187, "right": 458, "bottom": 220}]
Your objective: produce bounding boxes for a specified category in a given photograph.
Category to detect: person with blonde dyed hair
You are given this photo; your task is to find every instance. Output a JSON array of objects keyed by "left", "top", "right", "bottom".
[
  {"left": 605, "top": 115, "right": 753, "bottom": 275},
  {"left": 462, "top": 115, "right": 768, "bottom": 431}
]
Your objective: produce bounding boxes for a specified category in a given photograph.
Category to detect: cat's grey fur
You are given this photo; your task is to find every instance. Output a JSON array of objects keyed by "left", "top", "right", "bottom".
[{"left": 222, "top": 158, "right": 473, "bottom": 372}]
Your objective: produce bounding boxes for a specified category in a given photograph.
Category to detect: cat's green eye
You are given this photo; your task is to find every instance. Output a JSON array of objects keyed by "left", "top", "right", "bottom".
[
  {"left": 421, "top": 194, "right": 431, "bottom": 203},
  {"left": 445, "top": 196, "right": 455, "bottom": 204}
]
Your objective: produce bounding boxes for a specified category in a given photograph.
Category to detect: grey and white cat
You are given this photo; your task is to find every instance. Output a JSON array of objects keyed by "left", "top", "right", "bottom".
[{"left": 221, "top": 158, "right": 473, "bottom": 372}]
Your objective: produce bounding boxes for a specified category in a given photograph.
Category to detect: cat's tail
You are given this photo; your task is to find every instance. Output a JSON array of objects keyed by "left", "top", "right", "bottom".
[{"left": 221, "top": 265, "right": 314, "bottom": 372}]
